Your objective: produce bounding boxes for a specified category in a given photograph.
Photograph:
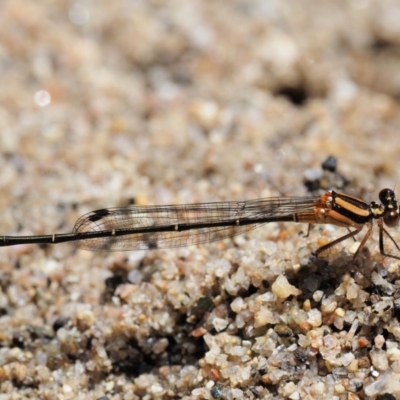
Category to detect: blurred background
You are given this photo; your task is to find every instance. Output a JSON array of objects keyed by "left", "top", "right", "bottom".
[{"left": 1, "top": 0, "right": 400, "bottom": 398}]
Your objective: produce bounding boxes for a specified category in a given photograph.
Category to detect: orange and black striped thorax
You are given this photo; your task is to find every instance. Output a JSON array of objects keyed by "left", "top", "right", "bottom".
[{"left": 330, "top": 191, "right": 373, "bottom": 225}]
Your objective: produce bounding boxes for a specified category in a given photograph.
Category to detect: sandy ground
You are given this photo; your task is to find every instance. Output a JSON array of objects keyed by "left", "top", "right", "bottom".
[{"left": 1, "top": 1, "right": 400, "bottom": 399}]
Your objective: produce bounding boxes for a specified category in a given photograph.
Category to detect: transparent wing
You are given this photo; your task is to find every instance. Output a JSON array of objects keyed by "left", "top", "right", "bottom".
[{"left": 72, "top": 196, "right": 317, "bottom": 251}]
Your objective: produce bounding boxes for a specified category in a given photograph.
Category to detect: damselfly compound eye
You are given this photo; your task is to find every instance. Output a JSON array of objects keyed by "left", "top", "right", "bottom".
[
  {"left": 379, "top": 188, "right": 395, "bottom": 205},
  {"left": 384, "top": 210, "right": 399, "bottom": 228}
]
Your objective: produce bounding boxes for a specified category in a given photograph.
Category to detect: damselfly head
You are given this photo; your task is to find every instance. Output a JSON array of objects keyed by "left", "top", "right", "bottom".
[{"left": 379, "top": 189, "right": 400, "bottom": 227}]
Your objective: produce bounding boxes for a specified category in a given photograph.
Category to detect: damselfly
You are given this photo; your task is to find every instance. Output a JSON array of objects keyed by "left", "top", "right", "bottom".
[{"left": 1, "top": 189, "right": 400, "bottom": 260}]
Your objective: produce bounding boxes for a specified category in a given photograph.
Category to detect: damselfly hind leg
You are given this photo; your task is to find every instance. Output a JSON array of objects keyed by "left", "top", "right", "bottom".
[
  {"left": 312, "top": 227, "right": 363, "bottom": 259},
  {"left": 311, "top": 226, "right": 375, "bottom": 287}
]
